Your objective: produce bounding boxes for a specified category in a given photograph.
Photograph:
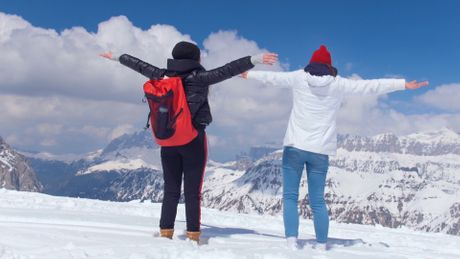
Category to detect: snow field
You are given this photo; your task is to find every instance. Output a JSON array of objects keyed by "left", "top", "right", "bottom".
[{"left": 0, "top": 189, "right": 459, "bottom": 259}]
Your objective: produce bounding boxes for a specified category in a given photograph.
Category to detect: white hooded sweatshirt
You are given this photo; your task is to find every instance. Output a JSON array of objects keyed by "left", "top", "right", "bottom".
[{"left": 248, "top": 70, "right": 405, "bottom": 156}]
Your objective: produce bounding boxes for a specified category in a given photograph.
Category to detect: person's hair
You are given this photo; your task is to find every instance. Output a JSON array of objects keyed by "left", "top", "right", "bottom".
[{"left": 304, "top": 62, "right": 338, "bottom": 77}]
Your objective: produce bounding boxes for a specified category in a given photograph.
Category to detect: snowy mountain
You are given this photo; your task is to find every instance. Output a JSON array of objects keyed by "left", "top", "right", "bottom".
[
  {"left": 201, "top": 129, "right": 460, "bottom": 236},
  {"left": 25, "top": 129, "right": 460, "bottom": 236},
  {"left": 0, "top": 137, "right": 42, "bottom": 192},
  {"left": 202, "top": 148, "right": 460, "bottom": 235},
  {"left": 24, "top": 131, "right": 164, "bottom": 200},
  {"left": 1, "top": 189, "right": 459, "bottom": 259},
  {"left": 337, "top": 128, "right": 460, "bottom": 155},
  {"left": 79, "top": 130, "right": 162, "bottom": 175}
]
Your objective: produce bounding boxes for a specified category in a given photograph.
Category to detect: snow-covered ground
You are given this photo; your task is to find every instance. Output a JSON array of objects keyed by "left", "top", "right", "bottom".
[{"left": 0, "top": 189, "right": 459, "bottom": 259}]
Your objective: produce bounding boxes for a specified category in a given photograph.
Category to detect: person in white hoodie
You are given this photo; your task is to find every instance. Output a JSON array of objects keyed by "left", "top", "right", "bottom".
[{"left": 242, "top": 45, "right": 429, "bottom": 250}]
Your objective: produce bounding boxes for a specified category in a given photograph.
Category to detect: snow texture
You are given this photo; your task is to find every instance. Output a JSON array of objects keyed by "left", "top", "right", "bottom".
[{"left": 0, "top": 189, "right": 459, "bottom": 259}]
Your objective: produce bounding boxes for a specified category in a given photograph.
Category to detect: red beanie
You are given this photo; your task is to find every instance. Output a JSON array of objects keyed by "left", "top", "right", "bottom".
[{"left": 309, "top": 45, "right": 332, "bottom": 65}]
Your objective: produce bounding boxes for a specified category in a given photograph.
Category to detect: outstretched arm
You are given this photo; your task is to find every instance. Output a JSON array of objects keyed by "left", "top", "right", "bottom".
[
  {"left": 242, "top": 70, "right": 298, "bottom": 88},
  {"left": 334, "top": 77, "right": 429, "bottom": 96},
  {"left": 194, "top": 53, "right": 278, "bottom": 85},
  {"left": 100, "top": 52, "right": 166, "bottom": 79}
]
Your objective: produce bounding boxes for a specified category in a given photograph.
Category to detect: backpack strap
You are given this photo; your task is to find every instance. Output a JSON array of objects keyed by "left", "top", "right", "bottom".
[
  {"left": 167, "top": 108, "right": 184, "bottom": 128},
  {"left": 144, "top": 111, "right": 151, "bottom": 130}
]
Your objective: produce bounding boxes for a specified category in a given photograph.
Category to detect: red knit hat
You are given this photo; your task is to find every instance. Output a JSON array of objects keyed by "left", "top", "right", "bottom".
[{"left": 309, "top": 45, "right": 332, "bottom": 65}]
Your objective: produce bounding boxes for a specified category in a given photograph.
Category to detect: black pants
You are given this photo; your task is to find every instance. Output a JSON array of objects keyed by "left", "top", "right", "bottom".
[{"left": 159, "top": 129, "right": 207, "bottom": 232}]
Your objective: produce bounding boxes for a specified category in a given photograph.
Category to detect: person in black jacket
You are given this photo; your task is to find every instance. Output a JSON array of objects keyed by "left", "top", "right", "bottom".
[{"left": 101, "top": 41, "right": 277, "bottom": 243}]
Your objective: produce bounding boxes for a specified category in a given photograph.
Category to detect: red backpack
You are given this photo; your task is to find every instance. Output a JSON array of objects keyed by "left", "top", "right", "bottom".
[{"left": 143, "top": 77, "right": 197, "bottom": 147}]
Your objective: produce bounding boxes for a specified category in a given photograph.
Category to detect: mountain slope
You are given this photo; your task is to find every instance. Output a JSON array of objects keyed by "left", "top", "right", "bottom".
[{"left": 0, "top": 137, "right": 42, "bottom": 192}]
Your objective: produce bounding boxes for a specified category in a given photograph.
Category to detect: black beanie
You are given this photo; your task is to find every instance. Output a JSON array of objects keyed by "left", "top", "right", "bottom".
[{"left": 172, "top": 41, "right": 201, "bottom": 61}]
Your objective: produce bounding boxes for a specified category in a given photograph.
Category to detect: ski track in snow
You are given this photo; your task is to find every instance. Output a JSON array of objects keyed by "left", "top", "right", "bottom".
[{"left": 0, "top": 189, "right": 459, "bottom": 259}]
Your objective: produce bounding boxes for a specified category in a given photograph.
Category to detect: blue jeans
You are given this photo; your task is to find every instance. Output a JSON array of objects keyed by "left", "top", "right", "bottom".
[{"left": 282, "top": 146, "right": 329, "bottom": 243}]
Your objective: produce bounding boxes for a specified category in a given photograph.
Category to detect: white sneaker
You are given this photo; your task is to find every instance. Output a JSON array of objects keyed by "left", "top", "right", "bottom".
[
  {"left": 286, "top": 237, "right": 300, "bottom": 250},
  {"left": 313, "top": 242, "right": 328, "bottom": 252}
]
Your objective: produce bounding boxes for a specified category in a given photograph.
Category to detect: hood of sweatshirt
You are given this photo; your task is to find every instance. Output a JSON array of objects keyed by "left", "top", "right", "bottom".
[{"left": 305, "top": 73, "right": 335, "bottom": 88}]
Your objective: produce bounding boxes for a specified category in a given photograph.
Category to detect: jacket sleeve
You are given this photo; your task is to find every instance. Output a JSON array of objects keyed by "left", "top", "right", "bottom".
[
  {"left": 333, "top": 77, "right": 406, "bottom": 96},
  {"left": 194, "top": 56, "right": 254, "bottom": 85},
  {"left": 247, "top": 70, "right": 298, "bottom": 88},
  {"left": 119, "top": 54, "right": 166, "bottom": 79}
]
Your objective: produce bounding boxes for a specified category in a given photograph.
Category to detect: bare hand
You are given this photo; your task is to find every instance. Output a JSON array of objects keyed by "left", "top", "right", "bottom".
[
  {"left": 99, "top": 51, "right": 113, "bottom": 59},
  {"left": 405, "top": 80, "right": 429, "bottom": 90},
  {"left": 263, "top": 53, "right": 278, "bottom": 65},
  {"left": 240, "top": 71, "right": 248, "bottom": 79}
]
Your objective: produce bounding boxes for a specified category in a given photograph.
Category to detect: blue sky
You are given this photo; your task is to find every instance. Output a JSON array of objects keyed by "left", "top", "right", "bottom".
[
  {"left": 3, "top": 0, "right": 459, "bottom": 82},
  {"left": 1, "top": 0, "right": 459, "bottom": 160}
]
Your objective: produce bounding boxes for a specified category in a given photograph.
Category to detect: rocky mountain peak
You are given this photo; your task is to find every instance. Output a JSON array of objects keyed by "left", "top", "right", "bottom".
[
  {"left": 0, "top": 137, "right": 42, "bottom": 192},
  {"left": 101, "top": 131, "right": 158, "bottom": 157}
]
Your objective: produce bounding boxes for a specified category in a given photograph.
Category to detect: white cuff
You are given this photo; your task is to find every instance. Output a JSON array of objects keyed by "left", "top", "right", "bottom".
[
  {"left": 250, "top": 54, "right": 264, "bottom": 65},
  {"left": 111, "top": 52, "right": 120, "bottom": 61}
]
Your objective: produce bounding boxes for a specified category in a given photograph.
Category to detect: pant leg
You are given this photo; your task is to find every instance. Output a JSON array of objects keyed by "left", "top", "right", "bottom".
[
  {"left": 180, "top": 129, "right": 207, "bottom": 232},
  {"left": 159, "top": 146, "right": 183, "bottom": 230},
  {"left": 282, "top": 146, "right": 306, "bottom": 238},
  {"left": 305, "top": 151, "right": 329, "bottom": 243}
]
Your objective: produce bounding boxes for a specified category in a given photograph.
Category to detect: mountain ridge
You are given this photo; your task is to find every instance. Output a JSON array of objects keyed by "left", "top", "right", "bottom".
[{"left": 22, "top": 128, "right": 460, "bottom": 236}]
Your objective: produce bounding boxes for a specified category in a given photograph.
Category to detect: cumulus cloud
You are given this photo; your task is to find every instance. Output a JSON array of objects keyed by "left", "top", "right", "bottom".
[
  {"left": 337, "top": 77, "right": 460, "bottom": 137},
  {"left": 0, "top": 12, "right": 288, "bottom": 159},
  {"left": 199, "top": 31, "right": 291, "bottom": 158},
  {"left": 0, "top": 13, "right": 194, "bottom": 103},
  {"left": 0, "top": 94, "right": 147, "bottom": 153},
  {"left": 0, "top": 12, "right": 459, "bottom": 161},
  {"left": 344, "top": 62, "right": 353, "bottom": 71},
  {"left": 416, "top": 83, "right": 460, "bottom": 112}
]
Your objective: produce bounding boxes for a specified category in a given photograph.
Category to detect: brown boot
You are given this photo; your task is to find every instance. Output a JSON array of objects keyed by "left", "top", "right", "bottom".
[
  {"left": 159, "top": 229, "right": 174, "bottom": 239},
  {"left": 186, "top": 231, "right": 201, "bottom": 243}
]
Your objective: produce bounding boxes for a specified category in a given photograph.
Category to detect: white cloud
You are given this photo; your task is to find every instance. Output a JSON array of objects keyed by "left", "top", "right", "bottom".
[
  {"left": 416, "top": 83, "right": 460, "bottom": 112},
  {"left": 345, "top": 62, "right": 353, "bottom": 71},
  {"left": 206, "top": 134, "right": 227, "bottom": 148},
  {"left": 109, "top": 124, "right": 136, "bottom": 141},
  {"left": 35, "top": 123, "right": 63, "bottom": 135},
  {"left": 0, "top": 13, "right": 192, "bottom": 103},
  {"left": 40, "top": 138, "right": 57, "bottom": 147},
  {"left": 199, "top": 32, "right": 292, "bottom": 159},
  {"left": 337, "top": 78, "right": 460, "bottom": 137},
  {"left": 0, "top": 13, "right": 287, "bottom": 159},
  {"left": 0, "top": 12, "right": 458, "bottom": 161},
  {"left": 0, "top": 94, "right": 146, "bottom": 153}
]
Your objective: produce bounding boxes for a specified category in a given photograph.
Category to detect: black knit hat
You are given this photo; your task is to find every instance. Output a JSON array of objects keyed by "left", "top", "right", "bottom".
[{"left": 172, "top": 41, "right": 201, "bottom": 61}]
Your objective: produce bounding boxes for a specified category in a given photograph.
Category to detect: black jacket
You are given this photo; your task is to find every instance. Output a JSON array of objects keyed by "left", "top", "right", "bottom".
[{"left": 119, "top": 54, "right": 254, "bottom": 128}]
